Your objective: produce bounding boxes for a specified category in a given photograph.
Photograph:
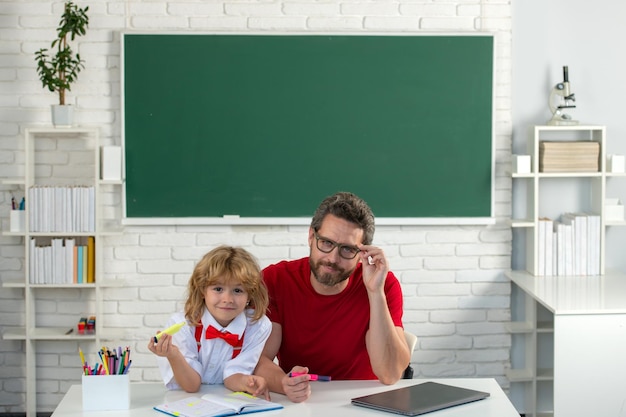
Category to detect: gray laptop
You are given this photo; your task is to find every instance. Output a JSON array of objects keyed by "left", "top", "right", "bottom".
[{"left": 351, "top": 381, "right": 490, "bottom": 416}]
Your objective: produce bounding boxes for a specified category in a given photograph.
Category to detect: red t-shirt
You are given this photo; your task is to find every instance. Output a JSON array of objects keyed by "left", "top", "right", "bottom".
[{"left": 263, "top": 257, "right": 404, "bottom": 380}]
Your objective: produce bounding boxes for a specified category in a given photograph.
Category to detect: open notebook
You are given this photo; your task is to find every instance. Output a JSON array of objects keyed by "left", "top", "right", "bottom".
[
  {"left": 154, "top": 391, "right": 283, "bottom": 417},
  {"left": 351, "top": 381, "right": 490, "bottom": 416}
]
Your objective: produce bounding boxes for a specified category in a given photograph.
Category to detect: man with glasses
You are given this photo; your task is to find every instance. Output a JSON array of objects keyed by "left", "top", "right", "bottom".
[{"left": 255, "top": 192, "right": 410, "bottom": 402}]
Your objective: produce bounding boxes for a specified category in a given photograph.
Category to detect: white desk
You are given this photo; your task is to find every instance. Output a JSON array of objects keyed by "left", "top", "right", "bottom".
[
  {"left": 52, "top": 378, "right": 519, "bottom": 417},
  {"left": 508, "top": 272, "right": 626, "bottom": 417}
]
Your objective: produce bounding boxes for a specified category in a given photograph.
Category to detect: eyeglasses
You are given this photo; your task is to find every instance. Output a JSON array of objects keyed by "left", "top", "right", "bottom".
[{"left": 314, "top": 232, "right": 361, "bottom": 260}]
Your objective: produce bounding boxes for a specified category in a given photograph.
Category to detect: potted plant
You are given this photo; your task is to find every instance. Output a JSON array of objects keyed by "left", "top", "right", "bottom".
[{"left": 35, "top": 1, "right": 89, "bottom": 127}]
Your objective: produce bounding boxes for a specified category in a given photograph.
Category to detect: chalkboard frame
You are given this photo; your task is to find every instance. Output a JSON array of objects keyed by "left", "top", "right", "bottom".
[{"left": 121, "top": 33, "right": 496, "bottom": 226}]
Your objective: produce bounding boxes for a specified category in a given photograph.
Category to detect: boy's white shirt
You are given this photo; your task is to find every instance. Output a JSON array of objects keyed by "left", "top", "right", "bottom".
[{"left": 156, "top": 308, "right": 271, "bottom": 390}]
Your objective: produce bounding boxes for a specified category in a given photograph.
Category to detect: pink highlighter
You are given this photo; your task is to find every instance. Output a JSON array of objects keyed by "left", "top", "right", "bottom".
[{"left": 289, "top": 372, "right": 331, "bottom": 381}]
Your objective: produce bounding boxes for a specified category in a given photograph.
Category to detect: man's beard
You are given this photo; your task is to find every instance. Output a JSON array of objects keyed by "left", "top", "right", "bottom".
[{"left": 309, "top": 257, "right": 354, "bottom": 287}]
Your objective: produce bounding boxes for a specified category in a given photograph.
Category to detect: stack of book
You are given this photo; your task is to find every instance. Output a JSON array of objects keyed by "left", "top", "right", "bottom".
[
  {"left": 539, "top": 141, "right": 600, "bottom": 172},
  {"left": 28, "top": 236, "right": 95, "bottom": 284},
  {"left": 536, "top": 213, "right": 601, "bottom": 276},
  {"left": 28, "top": 185, "right": 95, "bottom": 233}
]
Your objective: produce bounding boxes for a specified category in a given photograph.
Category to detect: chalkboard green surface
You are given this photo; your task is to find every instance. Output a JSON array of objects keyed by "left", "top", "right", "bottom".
[{"left": 123, "top": 34, "right": 494, "bottom": 221}]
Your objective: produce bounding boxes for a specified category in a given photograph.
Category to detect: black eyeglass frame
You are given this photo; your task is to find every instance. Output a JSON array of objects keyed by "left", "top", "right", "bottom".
[{"left": 313, "top": 232, "right": 361, "bottom": 260}]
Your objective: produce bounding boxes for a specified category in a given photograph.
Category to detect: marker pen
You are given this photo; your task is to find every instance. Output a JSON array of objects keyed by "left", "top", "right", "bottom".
[
  {"left": 288, "top": 372, "right": 331, "bottom": 381},
  {"left": 153, "top": 321, "right": 186, "bottom": 343}
]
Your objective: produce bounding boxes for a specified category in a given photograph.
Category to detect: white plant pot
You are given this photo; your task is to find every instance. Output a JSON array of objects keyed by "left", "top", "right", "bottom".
[{"left": 51, "top": 104, "right": 75, "bottom": 127}]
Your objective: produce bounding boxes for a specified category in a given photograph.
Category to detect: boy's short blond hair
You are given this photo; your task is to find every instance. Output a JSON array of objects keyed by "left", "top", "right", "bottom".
[{"left": 184, "top": 245, "right": 269, "bottom": 325}]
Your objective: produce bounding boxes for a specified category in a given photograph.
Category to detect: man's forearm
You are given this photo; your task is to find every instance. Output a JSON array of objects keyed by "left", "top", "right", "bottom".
[
  {"left": 255, "top": 355, "right": 287, "bottom": 394},
  {"left": 366, "top": 292, "right": 410, "bottom": 384}
]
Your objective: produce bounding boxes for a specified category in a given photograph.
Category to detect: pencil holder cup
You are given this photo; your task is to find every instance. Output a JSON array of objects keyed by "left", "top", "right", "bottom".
[
  {"left": 10, "top": 210, "right": 25, "bottom": 232},
  {"left": 82, "top": 374, "right": 130, "bottom": 410}
]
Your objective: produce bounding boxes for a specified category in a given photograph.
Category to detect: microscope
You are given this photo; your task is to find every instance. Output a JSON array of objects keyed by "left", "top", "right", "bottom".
[{"left": 547, "top": 65, "right": 578, "bottom": 125}]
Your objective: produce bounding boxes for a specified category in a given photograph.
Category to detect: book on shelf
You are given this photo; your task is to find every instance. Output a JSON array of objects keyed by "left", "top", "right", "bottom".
[
  {"left": 87, "top": 236, "right": 95, "bottom": 283},
  {"left": 586, "top": 213, "right": 601, "bottom": 275},
  {"left": 563, "top": 221, "right": 573, "bottom": 276},
  {"left": 545, "top": 219, "right": 554, "bottom": 276},
  {"left": 537, "top": 218, "right": 545, "bottom": 275},
  {"left": 77, "top": 245, "right": 84, "bottom": 284},
  {"left": 537, "top": 217, "right": 553, "bottom": 276},
  {"left": 73, "top": 244, "right": 78, "bottom": 284},
  {"left": 547, "top": 212, "right": 600, "bottom": 277},
  {"left": 82, "top": 243, "right": 88, "bottom": 282},
  {"left": 575, "top": 213, "right": 586, "bottom": 276},
  {"left": 552, "top": 228, "right": 559, "bottom": 276},
  {"left": 561, "top": 213, "right": 580, "bottom": 275},
  {"left": 66, "top": 238, "right": 75, "bottom": 284},
  {"left": 51, "top": 238, "right": 64, "bottom": 284},
  {"left": 72, "top": 186, "right": 80, "bottom": 232},
  {"left": 88, "top": 186, "right": 95, "bottom": 232},
  {"left": 553, "top": 219, "right": 574, "bottom": 276},
  {"left": 153, "top": 391, "right": 283, "bottom": 417},
  {"left": 555, "top": 222, "right": 566, "bottom": 276},
  {"left": 42, "top": 244, "right": 51, "bottom": 284},
  {"left": 578, "top": 215, "right": 586, "bottom": 275},
  {"left": 28, "top": 185, "right": 95, "bottom": 233},
  {"left": 539, "top": 141, "right": 600, "bottom": 172},
  {"left": 28, "top": 237, "right": 94, "bottom": 285}
]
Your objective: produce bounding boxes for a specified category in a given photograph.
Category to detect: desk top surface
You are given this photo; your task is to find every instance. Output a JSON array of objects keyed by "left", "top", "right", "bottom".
[
  {"left": 508, "top": 270, "right": 626, "bottom": 314},
  {"left": 52, "top": 378, "right": 518, "bottom": 417}
]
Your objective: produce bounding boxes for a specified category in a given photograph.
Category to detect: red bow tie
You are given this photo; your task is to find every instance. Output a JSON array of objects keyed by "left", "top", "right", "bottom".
[{"left": 205, "top": 325, "right": 240, "bottom": 347}]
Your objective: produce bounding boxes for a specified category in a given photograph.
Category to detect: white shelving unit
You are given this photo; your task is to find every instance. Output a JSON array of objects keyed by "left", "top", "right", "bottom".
[
  {"left": 511, "top": 125, "right": 608, "bottom": 276},
  {"left": 506, "top": 125, "right": 626, "bottom": 417},
  {"left": 1, "top": 127, "right": 123, "bottom": 417}
]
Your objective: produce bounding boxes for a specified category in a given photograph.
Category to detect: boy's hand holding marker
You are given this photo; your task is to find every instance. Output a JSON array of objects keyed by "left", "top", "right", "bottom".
[
  {"left": 289, "top": 371, "right": 331, "bottom": 381},
  {"left": 153, "top": 321, "right": 186, "bottom": 343}
]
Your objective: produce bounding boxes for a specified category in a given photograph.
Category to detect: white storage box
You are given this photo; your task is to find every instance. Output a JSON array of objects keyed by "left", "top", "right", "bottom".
[
  {"left": 10, "top": 210, "right": 25, "bottom": 232},
  {"left": 605, "top": 198, "right": 624, "bottom": 221},
  {"left": 82, "top": 374, "right": 130, "bottom": 410},
  {"left": 607, "top": 155, "right": 625, "bottom": 173},
  {"left": 100, "top": 146, "right": 122, "bottom": 181},
  {"left": 512, "top": 155, "right": 531, "bottom": 174}
]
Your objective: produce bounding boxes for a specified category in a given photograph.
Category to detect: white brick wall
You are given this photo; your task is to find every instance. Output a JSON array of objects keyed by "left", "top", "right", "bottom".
[{"left": 0, "top": 0, "right": 513, "bottom": 413}]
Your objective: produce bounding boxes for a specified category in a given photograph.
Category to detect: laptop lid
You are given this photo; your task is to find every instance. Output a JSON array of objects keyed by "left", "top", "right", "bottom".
[{"left": 351, "top": 381, "right": 490, "bottom": 416}]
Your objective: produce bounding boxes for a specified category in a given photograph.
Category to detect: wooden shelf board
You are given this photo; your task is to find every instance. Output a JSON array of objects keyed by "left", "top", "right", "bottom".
[
  {"left": 605, "top": 220, "right": 626, "bottom": 226},
  {"left": 511, "top": 219, "right": 534, "bottom": 228},
  {"left": 538, "top": 172, "right": 602, "bottom": 178},
  {"left": 29, "top": 327, "right": 97, "bottom": 340},
  {"left": 99, "top": 179, "right": 124, "bottom": 185},
  {"left": 2, "top": 328, "right": 25, "bottom": 340},
  {"left": 4, "top": 327, "right": 97, "bottom": 340},
  {"left": 1, "top": 231, "right": 26, "bottom": 237},
  {"left": 29, "top": 283, "right": 96, "bottom": 289},
  {"left": 505, "top": 368, "right": 534, "bottom": 382},
  {"left": 28, "top": 232, "right": 95, "bottom": 237},
  {"left": 506, "top": 321, "right": 534, "bottom": 333},
  {"left": 1, "top": 177, "right": 25, "bottom": 185},
  {"left": 4, "top": 280, "right": 126, "bottom": 289},
  {"left": 2, "top": 280, "right": 25, "bottom": 288},
  {"left": 537, "top": 321, "right": 554, "bottom": 332},
  {"left": 536, "top": 368, "right": 554, "bottom": 380}
]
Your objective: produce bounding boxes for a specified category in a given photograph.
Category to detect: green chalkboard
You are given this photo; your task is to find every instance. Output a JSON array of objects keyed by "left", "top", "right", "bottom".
[{"left": 123, "top": 34, "right": 493, "bottom": 221}]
